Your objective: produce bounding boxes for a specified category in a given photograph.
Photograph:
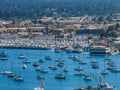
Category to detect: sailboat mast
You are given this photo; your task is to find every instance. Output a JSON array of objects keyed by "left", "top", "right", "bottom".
[{"left": 40, "top": 80, "right": 44, "bottom": 89}]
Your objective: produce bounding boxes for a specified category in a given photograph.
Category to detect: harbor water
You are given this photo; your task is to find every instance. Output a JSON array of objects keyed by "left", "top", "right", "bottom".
[{"left": 0, "top": 48, "right": 120, "bottom": 90}]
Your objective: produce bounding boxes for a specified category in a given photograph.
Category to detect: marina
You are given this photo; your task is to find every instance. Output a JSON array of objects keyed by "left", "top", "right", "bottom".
[
  {"left": 0, "top": 0, "right": 120, "bottom": 90},
  {"left": 0, "top": 48, "right": 120, "bottom": 90}
]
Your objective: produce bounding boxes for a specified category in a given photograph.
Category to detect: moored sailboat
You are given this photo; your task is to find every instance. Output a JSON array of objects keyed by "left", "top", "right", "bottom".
[{"left": 34, "top": 80, "right": 44, "bottom": 90}]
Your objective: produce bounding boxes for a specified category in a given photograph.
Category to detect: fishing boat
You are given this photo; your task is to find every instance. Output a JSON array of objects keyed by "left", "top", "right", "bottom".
[{"left": 34, "top": 80, "right": 44, "bottom": 90}]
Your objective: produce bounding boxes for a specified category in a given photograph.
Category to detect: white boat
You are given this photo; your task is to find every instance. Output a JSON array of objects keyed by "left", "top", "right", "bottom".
[
  {"left": 84, "top": 75, "right": 91, "bottom": 81},
  {"left": 14, "top": 75, "right": 24, "bottom": 81},
  {"left": 34, "top": 80, "right": 44, "bottom": 90},
  {"left": 74, "top": 75, "right": 115, "bottom": 90},
  {"left": 18, "top": 54, "right": 26, "bottom": 59},
  {"left": 1, "top": 70, "right": 13, "bottom": 75},
  {"left": 22, "top": 59, "right": 31, "bottom": 64},
  {"left": 22, "top": 64, "right": 27, "bottom": 69}
]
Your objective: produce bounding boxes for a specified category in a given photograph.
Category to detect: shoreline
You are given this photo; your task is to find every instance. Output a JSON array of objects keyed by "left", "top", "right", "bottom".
[{"left": 1, "top": 46, "right": 50, "bottom": 50}]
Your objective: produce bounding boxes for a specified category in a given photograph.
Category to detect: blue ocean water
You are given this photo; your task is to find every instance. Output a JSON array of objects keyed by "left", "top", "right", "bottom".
[{"left": 0, "top": 49, "right": 120, "bottom": 90}]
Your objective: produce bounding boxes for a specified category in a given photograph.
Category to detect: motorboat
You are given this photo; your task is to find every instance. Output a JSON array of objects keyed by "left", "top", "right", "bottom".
[
  {"left": 100, "top": 70, "right": 109, "bottom": 75},
  {"left": 40, "top": 68, "right": 48, "bottom": 73},
  {"left": 18, "top": 54, "right": 26, "bottom": 59},
  {"left": 55, "top": 74, "right": 66, "bottom": 79},
  {"left": 74, "top": 66, "right": 83, "bottom": 71},
  {"left": 36, "top": 75, "right": 44, "bottom": 79},
  {"left": 84, "top": 75, "right": 91, "bottom": 81},
  {"left": 14, "top": 75, "right": 24, "bottom": 81},
  {"left": 90, "top": 59, "right": 98, "bottom": 63},
  {"left": 1, "top": 70, "right": 13, "bottom": 75},
  {"left": 63, "top": 68, "right": 68, "bottom": 72},
  {"left": 45, "top": 56, "right": 52, "bottom": 60},
  {"left": 39, "top": 59, "right": 45, "bottom": 63},
  {"left": 22, "top": 64, "right": 27, "bottom": 69},
  {"left": 22, "top": 59, "right": 31, "bottom": 64},
  {"left": 74, "top": 72, "right": 85, "bottom": 76}
]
